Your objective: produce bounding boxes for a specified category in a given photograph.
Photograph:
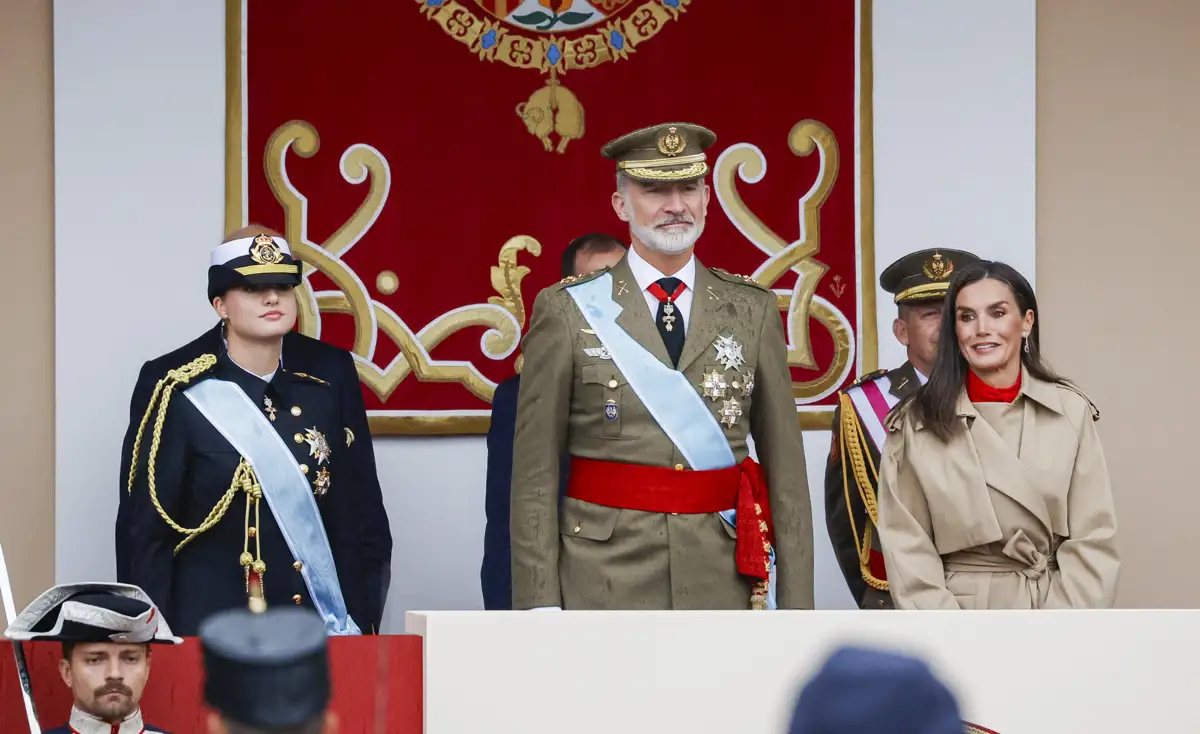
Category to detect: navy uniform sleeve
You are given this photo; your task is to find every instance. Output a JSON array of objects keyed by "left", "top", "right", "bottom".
[
  {"left": 337, "top": 351, "right": 392, "bottom": 632},
  {"left": 126, "top": 390, "right": 190, "bottom": 617},
  {"left": 116, "top": 360, "right": 156, "bottom": 582},
  {"left": 481, "top": 376, "right": 519, "bottom": 610}
]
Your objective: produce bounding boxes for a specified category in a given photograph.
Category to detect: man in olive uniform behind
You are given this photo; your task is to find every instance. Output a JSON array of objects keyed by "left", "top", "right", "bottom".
[
  {"left": 825, "top": 248, "right": 980, "bottom": 608},
  {"left": 510, "top": 122, "right": 814, "bottom": 611}
]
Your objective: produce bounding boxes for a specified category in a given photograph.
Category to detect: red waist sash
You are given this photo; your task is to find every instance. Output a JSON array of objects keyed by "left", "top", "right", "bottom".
[{"left": 566, "top": 457, "right": 774, "bottom": 581}]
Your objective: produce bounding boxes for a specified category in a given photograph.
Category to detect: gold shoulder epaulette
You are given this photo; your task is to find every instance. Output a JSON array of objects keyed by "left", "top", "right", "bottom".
[
  {"left": 709, "top": 267, "right": 769, "bottom": 291},
  {"left": 166, "top": 354, "right": 218, "bottom": 383},
  {"left": 556, "top": 267, "right": 610, "bottom": 288},
  {"left": 292, "top": 371, "right": 329, "bottom": 386},
  {"left": 845, "top": 369, "right": 889, "bottom": 390},
  {"left": 126, "top": 353, "right": 218, "bottom": 496}
]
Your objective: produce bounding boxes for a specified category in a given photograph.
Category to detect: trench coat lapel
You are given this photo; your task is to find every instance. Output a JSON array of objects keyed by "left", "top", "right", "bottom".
[
  {"left": 610, "top": 256, "right": 674, "bottom": 369},
  {"left": 959, "top": 391, "right": 1054, "bottom": 533}
]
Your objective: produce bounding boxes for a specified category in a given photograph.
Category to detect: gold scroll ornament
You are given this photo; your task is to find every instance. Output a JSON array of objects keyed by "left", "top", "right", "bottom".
[
  {"left": 417, "top": 0, "right": 690, "bottom": 153},
  {"left": 713, "top": 120, "right": 863, "bottom": 430},
  {"left": 263, "top": 120, "right": 541, "bottom": 435}
]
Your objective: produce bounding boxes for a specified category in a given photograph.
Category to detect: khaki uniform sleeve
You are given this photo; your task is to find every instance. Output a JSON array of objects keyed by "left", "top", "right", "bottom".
[
  {"left": 749, "top": 291, "right": 814, "bottom": 609},
  {"left": 1044, "top": 402, "right": 1120, "bottom": 608},
  {"left": 876, "top": 423, "right": 959, "bottom": 609},
  {"left": 509, "top": 287, "right": 574, "bottom": 609},
  {"left": 823, "top": 404, "right": 868, "bottom": 604}
]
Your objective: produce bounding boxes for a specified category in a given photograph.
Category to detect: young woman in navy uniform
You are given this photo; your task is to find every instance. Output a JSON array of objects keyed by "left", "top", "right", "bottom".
[{"left": 124, "top": 231, "right": 387, "bottom": 636}]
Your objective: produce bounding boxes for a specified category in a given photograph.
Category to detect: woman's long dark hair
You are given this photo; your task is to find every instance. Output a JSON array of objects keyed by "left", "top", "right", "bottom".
[{"left": 901, "top": 260, "right": 1068, "bottom": 441}]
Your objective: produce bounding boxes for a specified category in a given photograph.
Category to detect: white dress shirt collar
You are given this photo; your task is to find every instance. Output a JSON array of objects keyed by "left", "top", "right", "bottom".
[{"left": 626, "top": 245, "right": 696, "bottom": 294}]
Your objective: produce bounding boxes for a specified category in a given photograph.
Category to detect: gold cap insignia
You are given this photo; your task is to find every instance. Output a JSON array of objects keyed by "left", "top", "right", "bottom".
[
  {"left": 249, "top": 233, "right": 284, "bottom": 265},
  {"left": 922, "top": 252, "right": 954, "bottom": 281},
  {"left": 657, "top": 126, "right": 687, "bottom": 157}
]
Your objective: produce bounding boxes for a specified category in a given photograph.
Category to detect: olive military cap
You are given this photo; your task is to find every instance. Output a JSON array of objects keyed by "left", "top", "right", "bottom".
[
  {"left": 879, "top": 248, "right": 982, "bottom": 304},
  {"left": 602, "top": 122, "right": 717, "bottom": 183}
]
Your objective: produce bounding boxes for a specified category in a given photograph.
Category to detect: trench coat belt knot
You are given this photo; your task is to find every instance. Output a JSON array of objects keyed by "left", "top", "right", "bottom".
[{"left": 943, "top": 530, "right": 1058, "bottom": 580}]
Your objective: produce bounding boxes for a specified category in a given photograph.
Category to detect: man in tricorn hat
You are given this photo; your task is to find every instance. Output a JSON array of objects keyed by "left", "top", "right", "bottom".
[
  {"left": 509, "top": 122, "right": 814, "bottom": 610},
  {"left": 4, "top": 582, "right": 181, "bottom": 733},
  {"left": 824, "top": 248, "right": 981, "bottom": 609},
  {"left": 199, "top": 606, "right": 337, "bottom": 733}
]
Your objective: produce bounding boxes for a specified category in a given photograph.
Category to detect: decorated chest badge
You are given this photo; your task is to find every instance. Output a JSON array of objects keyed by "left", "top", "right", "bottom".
[
  {"left": 303, "top": 427, "right": 332, "bottom": 466},
  {"left": 713, "top": 335, "right": 745, "bottom": 371},
  {"left": 698, "top": 335, "right": 754, "bottom": 427}
]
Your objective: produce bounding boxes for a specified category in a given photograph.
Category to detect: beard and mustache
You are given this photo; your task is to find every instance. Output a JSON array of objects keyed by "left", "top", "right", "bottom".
[
  {"left": 87, "top": 681, "right": 135, "bottom": 720},
  {"left": 625, "top": 197, "right": 705, "bottom": 255}
]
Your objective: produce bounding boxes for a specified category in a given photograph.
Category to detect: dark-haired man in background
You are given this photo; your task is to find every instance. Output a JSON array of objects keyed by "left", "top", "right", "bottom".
[{"left": 480, "top": 233, "right": 627, "bottom": 609}]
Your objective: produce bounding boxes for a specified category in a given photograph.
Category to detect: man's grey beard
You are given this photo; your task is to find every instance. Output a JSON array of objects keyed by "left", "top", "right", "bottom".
[{"left": 629, "top": 214, "right": 704, "bottom": 255}]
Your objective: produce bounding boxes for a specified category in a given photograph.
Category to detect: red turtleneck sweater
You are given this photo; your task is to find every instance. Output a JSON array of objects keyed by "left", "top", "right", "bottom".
[{"left": 967, "top": 368, "right": 1022, "bottom": 403}]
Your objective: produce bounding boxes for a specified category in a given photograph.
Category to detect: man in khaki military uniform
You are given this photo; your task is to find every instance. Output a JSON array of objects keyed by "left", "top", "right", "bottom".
[
  {"left": 825, "top": 248, "right": 980, "bottom": 609},
  {"left": 510, "top": 122, "right": 814, "bottom": 611}
]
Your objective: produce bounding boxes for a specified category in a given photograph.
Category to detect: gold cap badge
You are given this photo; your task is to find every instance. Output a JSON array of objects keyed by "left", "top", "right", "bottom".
[
  {"left": 922, "top": 252, "right": 954, "bottom": 281},
  {"left": 249, "top": 233, "right": 284, "bottom": 265},
  {"left": 657, "top": 126, "right": 687, "bottom": 156}
]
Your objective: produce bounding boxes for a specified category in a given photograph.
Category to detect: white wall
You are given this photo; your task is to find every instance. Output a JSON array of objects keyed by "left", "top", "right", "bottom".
[
  {"left": 53, "top": 0, "right": 1036, "bottom": 631},
  {"left": 410, "top": 610, "right": 1195, "bottom": 733}
]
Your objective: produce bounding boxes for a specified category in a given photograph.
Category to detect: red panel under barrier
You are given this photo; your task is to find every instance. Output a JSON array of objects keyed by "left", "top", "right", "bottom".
[{"left": 0, "top": 635, "right": 421, "bottom": 733}]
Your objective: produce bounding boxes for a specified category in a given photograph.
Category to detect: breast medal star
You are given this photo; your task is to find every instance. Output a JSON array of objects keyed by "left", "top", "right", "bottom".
[
  {"left": 700, "top": 369, "right": 728, "bottom": 400},
  {"left": 741, "top": 369, "right": 755, "bottom": 398},
  {"left": 713, "top": 335, "right": 745, "bottom": 372},
  {"left": 303, "top": 427, "right": 332, "bottom": 466},
  {"left": 719, "top": 398, "right": 743, "bottom": 427}
]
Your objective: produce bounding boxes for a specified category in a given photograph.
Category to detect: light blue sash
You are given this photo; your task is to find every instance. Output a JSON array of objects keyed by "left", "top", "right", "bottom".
[
  {"left": 184, "top": 379, "right": 361, "bottom": 635},
  {"left": 567, "top": 275, "right": 776, "bottom": 608},
  {"left": 567, "top": 274, "right": 734, "bottom": 470}
]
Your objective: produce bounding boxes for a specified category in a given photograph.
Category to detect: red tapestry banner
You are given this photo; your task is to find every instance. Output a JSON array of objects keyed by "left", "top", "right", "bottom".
[{"left": 226, "top": 0, "right": 877, "bottom": 435}]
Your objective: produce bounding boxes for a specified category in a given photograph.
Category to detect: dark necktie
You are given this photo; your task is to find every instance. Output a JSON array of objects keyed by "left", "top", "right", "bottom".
[{"left": 648, "top": 277, "right": 686, "bottom": 367}]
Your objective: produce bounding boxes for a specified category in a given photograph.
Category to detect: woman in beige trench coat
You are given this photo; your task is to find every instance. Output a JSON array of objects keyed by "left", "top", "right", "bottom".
[{"left": 877, "top": 261, "right": 1118, "bottom": 609}]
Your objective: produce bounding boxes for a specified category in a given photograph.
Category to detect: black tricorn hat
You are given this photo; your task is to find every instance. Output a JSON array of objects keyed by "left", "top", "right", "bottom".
[
  {"left": 200, "top": 607, "right": 330, "bottom": 728},
  {"left": 208, "top": 232, "right": 304, "bottom": 301},
  {"left": 3, "top": 582, "right": 182, "bottom": 645}
]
